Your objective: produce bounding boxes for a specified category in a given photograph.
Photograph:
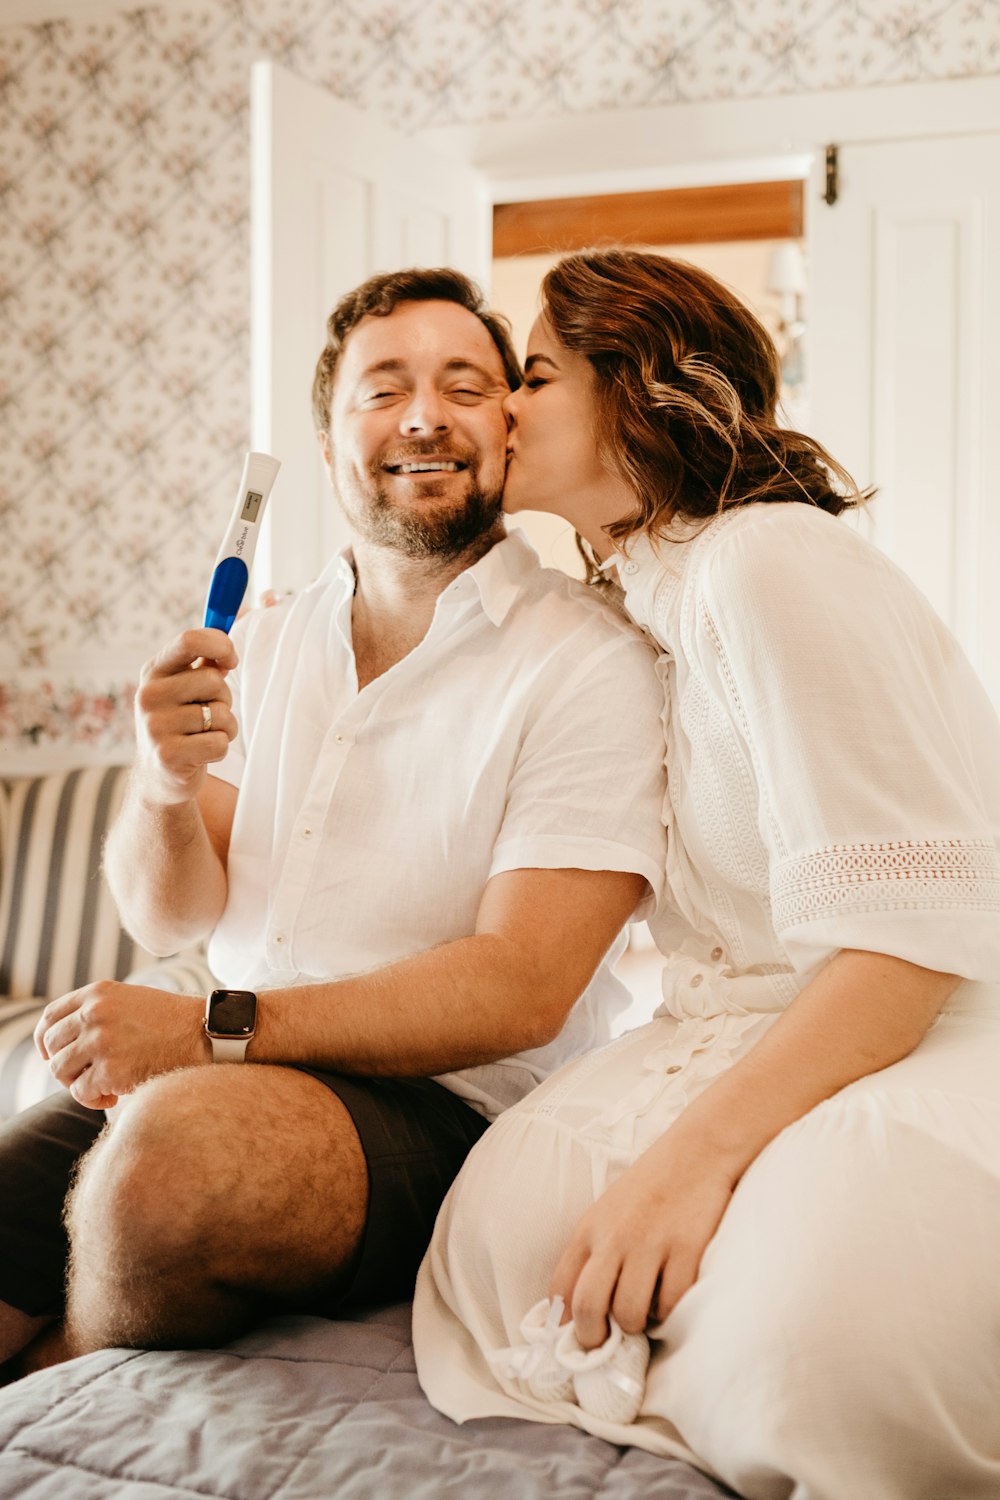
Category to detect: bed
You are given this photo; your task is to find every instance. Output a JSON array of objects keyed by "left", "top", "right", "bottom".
[
  {"left": 0, "top": 1302, "right": 736, "bottom": 1499},
  {"left": 0, "top": 767, "right": 734, "bottom": 1497}
]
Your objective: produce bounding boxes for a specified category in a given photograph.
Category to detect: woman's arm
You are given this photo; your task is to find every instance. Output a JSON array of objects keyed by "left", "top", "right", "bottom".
[{"left": 550, "top": 948, "right": 958, "bottom": 1347}]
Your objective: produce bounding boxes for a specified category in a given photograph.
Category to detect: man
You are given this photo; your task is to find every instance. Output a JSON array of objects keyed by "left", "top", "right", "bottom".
[{"left": 0, "top": 269, "right": 666, "bottom": 1378}]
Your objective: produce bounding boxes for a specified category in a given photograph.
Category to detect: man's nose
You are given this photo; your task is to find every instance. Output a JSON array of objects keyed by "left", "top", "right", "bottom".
[{"left": 400, "top": 387, "right": 449, "bottom": 435}]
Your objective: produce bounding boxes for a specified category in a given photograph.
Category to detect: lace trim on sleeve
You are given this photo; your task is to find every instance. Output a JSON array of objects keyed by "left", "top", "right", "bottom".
[{"left": 772, "top": 838, "right": 1000, "bottom": 930}]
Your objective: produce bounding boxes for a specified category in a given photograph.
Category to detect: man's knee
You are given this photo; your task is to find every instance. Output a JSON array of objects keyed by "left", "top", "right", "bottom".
[
  {"left": 67, "top": 1070, "right": 227, "bottom": 1274},
  {"left": 65, "top": 1064, "right": 369, "bottom": 1349}
]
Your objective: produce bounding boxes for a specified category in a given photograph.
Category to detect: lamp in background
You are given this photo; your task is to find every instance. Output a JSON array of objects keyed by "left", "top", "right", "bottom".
[{"left": 766, "top": 239, "right": 806, "bottom": 393}]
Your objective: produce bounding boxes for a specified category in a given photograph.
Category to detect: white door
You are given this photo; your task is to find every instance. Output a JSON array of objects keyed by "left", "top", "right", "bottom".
[
  {"left": 250, "top": 61, "right": 491, "bottom": 595},
  {"left": 807, "top": 133, "right": 1000, "bottom": 710}
]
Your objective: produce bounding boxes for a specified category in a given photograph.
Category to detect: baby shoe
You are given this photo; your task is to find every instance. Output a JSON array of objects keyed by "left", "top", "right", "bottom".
[
  {"left": 555, "top": 1316, "right": 650, "bottom": 1424},
  {"left": 488, "top": 1295, "right": 575, "bottom": 1403}
]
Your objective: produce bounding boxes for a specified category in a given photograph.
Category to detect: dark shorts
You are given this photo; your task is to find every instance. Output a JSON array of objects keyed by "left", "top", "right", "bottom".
[{"left": 0, "top": 1068, "right": 489, "bottom": 1319}]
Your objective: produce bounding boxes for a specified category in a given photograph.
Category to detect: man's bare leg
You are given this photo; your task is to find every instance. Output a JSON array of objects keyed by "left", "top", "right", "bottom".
[
  {"left": 0, "top": 1301, "right": 50, "bottom": 1361},
  {"left": 64, "top": 1064, "right": 369, "bottom": 1355},
  {"left": 0, "top": 1302, "right": 57, "bottom": 1384},
  {"left": 0, "top": 1303, "right": 72, "bottom": 1385}
]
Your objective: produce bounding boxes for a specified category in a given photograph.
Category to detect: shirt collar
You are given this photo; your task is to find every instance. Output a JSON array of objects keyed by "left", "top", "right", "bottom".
[
  {"left": 463, "top": 528, "right": 539, "bottom": 627},
  {"left": 313, "top": 546, "right": 358, "bottom": 598},
  {"left": 609, "top": 518, "right": 709, "bottom": 641},
  {"left": 308, "top": 529, "right": 538, "bottom": 630}
]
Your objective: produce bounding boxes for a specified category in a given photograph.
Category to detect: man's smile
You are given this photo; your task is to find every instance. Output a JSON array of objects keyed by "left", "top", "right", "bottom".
[{"left": 386, "top": 460, "right": 466, "bottom": 476}]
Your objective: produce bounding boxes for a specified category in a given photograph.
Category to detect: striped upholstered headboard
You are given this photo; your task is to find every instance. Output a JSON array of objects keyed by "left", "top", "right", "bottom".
[
  {"left": 0, "top": 764, "right": 216, "bottom": 1118},
  {"left": 0, "top": 764, "right": 156, "bottom": 1001}
]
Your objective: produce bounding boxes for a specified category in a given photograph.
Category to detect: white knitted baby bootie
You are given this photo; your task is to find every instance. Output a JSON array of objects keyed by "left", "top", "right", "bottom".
[
  {"left": 555, "top": 1316, "right": 650, "bottom": 1424},
  {"left": 488, "top": 1295, "right": 575, "bottom": 1403}
]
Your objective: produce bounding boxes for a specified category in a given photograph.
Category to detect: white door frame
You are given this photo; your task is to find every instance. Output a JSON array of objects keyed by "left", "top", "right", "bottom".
[
  {"left": 421, "top": 75, "right": 1000, "bottom": 202},
  {"left": 250, "top": 61, "right": 491, "bottom": 594}
]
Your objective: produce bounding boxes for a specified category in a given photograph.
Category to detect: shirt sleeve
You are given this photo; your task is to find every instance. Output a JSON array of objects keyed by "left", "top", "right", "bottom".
[
  {"left": 490, "top": 625, "right": 669, "bottom": 914},
  {"left": 697, "top": 506, "right": 1000, "bottom": 978}
]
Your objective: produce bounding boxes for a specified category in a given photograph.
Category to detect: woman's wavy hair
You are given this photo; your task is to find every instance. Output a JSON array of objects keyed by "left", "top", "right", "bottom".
[{"left": 539, "top": 249, "right": 872, "bottom": 576}]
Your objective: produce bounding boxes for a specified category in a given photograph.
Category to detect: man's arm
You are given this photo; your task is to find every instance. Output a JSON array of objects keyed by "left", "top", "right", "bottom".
[
  {"left": 253, "top": 865, "right": 649, "bottom": 1074},
  {"left": 103, "top": 627, "right": 240, "bottom": 954},
  {"left": 38, "top": 866, "right": 649, "bottom": 1107}
]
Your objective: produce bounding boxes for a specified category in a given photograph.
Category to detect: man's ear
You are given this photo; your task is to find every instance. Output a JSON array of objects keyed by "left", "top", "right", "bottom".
[{"left": 318, "top": 430, "right": 333, "bottom": 468}]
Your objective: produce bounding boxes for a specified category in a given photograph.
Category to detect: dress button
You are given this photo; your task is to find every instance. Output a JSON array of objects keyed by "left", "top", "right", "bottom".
[
  {"left": 710, "top": 946, "right": 724, "bottom": 962},
  {"left": 665, "top": 1064, "right": 682, "bottom": 1075},
  {"left": 274, "top": 933, "right": 285, "bottom": 945},
  {"left": 622, "top": 560, "right": 639, "bottom": 576},
  {"left": 302, "top": 827, "right": 312, "bottom": 839},
  {"left": 690, "top": 973, "right": 703, "bottom": 988},
  {"left": 335, "top": 734, "right": 345, "bottom": 744}
]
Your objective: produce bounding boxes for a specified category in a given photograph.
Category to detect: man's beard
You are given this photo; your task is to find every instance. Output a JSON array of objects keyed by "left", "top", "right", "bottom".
[{"left": 342, "top": 465, "right": 504, "bottom": 560}]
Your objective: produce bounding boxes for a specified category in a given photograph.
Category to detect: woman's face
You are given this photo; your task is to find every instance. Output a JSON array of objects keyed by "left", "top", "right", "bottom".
[{"left": 502, "top": 314, "right": 633, "bottom": 554}]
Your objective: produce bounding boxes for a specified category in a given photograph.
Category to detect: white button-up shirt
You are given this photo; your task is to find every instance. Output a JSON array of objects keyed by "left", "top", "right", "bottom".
[{"left": 208, "top": 531, "right": 668, "bottom": 1117}]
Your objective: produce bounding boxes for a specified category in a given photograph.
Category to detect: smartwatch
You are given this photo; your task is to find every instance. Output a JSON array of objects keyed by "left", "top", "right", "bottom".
[{"left": 204, "top": 988, "right": 258, "bottom": 1062}]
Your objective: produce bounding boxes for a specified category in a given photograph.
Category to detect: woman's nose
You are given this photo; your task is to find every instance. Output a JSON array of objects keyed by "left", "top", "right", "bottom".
[{"left": 501, "top": 386, "right": 519, "bottom": 427}]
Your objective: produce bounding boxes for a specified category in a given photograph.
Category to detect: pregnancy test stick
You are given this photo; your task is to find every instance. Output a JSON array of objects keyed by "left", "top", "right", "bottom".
[{"left": 203, "top": 451, "right": 281, "bottom": 633}]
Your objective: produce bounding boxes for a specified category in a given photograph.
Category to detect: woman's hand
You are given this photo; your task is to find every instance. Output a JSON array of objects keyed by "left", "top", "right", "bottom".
[
  {"left": 552, "top": 948, "right": 960, "bottom": 1352},
  {"left": 549, "top": 1132, "right": 738, "bottom": 1349}
]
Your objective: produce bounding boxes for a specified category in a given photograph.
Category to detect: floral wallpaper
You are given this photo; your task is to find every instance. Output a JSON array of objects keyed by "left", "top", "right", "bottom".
[{"left": 1, "top": 0, "right": 998, "bottom": 763}]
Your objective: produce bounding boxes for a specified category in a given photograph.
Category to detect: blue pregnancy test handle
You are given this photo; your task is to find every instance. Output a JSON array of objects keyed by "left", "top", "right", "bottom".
[{"left": 204, "top": 556, "right": 249, "bottom": 634}]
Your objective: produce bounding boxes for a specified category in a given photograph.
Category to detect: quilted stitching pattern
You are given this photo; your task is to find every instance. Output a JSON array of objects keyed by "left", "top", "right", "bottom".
[{"left": 0, "top": 1308, "right": 736, "bottom": 1499}]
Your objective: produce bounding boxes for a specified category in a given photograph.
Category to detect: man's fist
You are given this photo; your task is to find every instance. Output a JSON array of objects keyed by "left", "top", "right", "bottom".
[{"left": 133, "top": 627, "right": 239, "bottom": 805}]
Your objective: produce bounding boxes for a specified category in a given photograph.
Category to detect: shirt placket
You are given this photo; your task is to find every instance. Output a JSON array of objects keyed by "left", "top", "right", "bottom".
[
  {"left": 263, "top": 579, "right": 379, "bottom": 971},
  {"left": 263, "top": 590, "right": 474, "bottom": 972},
  {"left": 264, "top": 701, "right": 373, "bottom": 970}
]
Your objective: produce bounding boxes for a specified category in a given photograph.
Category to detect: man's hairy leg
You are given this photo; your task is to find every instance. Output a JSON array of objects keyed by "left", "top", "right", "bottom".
[
  {"left": 0, "top": 1303, "right": 62, "bottom": 1385},
  {"left": 64, "top": 1065, "right": 369, "bottom": 1355}
]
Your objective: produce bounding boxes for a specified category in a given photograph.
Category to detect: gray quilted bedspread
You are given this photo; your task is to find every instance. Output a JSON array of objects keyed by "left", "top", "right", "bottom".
[{"left": 0, "top": 1303, "right": 735, "bottom": 1499}]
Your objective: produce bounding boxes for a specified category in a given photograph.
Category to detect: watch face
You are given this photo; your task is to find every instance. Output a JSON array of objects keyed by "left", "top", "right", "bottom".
[{"left": 207, "top": 990, "right": 257, "bottom": 1037}]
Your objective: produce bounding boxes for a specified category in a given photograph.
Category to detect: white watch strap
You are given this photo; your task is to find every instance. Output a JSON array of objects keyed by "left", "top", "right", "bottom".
[{"left": 208, "top": 1034, "right": 251, "bottom": 1063}]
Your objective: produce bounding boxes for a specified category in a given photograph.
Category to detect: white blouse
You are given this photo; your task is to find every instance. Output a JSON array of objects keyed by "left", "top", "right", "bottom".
[{"left": 618, "top": 502, "right": 1000, "bottom": 1031}]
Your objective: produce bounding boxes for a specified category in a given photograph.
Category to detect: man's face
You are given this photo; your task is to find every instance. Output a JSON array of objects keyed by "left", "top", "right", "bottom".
[{"left": 322, "top": 299, "right": 511, "bottom": 558}]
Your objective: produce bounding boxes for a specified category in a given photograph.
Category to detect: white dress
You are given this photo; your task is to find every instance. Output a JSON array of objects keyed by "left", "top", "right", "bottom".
[{"left": 412, "top": 504, "right": 1000, "bottom": 1500}]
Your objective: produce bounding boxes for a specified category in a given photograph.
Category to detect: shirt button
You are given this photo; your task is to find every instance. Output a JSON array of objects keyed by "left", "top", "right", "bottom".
[
  {"left": 690, "top": 973, "right": 703, "bottom": 988},
  {"left": 711, "top": 946, "right": 724, "bottom": 962},
  {"left": 665, "top": 1064, "right": 682, "bottom": 1075},
  {"left": 274, "top": 933, "right": 285, "bottom": 945},
  {"left": 302, "top": 827, "right": 312, "bottom": 839},
  {"left": 622, "top": 560, "right": 639, "bottom": 576},
  {"left": 335, "top": 734, "right": 345, "bottom": 744}
]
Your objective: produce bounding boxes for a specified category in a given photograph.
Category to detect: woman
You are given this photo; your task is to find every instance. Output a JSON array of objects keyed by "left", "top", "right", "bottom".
[{"left": 412, "top": 249, "right": 1000, "bottom": 1498}]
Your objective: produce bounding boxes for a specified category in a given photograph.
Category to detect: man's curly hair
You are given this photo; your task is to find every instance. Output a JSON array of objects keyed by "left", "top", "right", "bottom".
[{"left": 311, "top": 267, "right": 521, "bottom": 434}]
